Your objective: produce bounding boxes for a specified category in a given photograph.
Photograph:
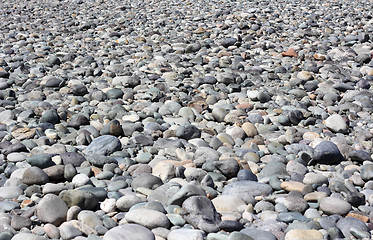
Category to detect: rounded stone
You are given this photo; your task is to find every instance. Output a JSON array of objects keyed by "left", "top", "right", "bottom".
[
  {"left": 125, "top": 208, "right": 171, "bottom": 229},
  {"left": 319, "top": 197, "right": 351, "bottom": 215},
  {"left": 37, "top": 194, "right": 68, "bottom": 226},
  {"left": 103, "top": 224, "right": 155, "bottom": 240}
]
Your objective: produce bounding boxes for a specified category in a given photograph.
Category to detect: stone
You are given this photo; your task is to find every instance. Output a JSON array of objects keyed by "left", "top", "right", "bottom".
[
  {"left": 182, "top": 196, "right": 221, "bottom": 233},
  {"left": 319, "top": 197, "right": 351, "bottom": 215},
  {"left": 325, "top": 114, "right": 348, "bottom": 133},
  {"left": 0, "top": 186, "right": 23, "bottom": 199},
  {"left": 83, "top": 135, "right": 122, "bottom": 156},
  {"left": 212, "top": 195, "right": 246, "bottom": 212},
  {"left": 336, "top": 217, "right": 369, "bottom": 239},
  {"left": 125, "top": 208, "right": 171, "bottom": 229},
  {"left": 37, "top": 194, "right": 68, "bottom": 226},
  {"left": 60, "top": 152, "right": 87, "bottom": 167},
  {"left": 311, "top": 141, "right": 344, "bottom": 165},
  {"left": 59, "top": 190, "right": 99, "bottom": 210},
  {"left": 284, "top": 229, "right": 323, "bottom": 240},
  {"left": 103, "top": 224, "right": 155, "bottom": 240},
  {"left": 116, "top": 195, "right": 144, "bottom": 212},
  {"left": 168, "top": 229, "right": 205, "bottom": 240},
  {"left": 240, "top": 229, "right": 277, "bottom": 240},
  {"left": 22, "top": 166, "right": 49, "bottom": 185},
  {"left": 10, "top": 233, "right": 47, "bottom": 240}
]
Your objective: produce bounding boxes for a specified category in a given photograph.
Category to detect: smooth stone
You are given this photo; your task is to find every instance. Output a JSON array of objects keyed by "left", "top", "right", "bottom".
[
  {"left": 116, "top": 195, "right": 144, "bottom": 212},
  {"left": 237, "top": 169, "right": 258, "bottom": 181},
  {"left": 85, "top": 154, "right": 117, "bottom": 167},
  {"left": 228, "top": 232, "right": 253, "bottom": 240},
  {"left": 284, "top": 229, "right": 323, "bottom": 240},
  {"left": 131, "top": 173, "right": 163, "bottom": 190},
  {"left": 40, "top": 109, "right": 60, "bottom": 124},
  {"left": 44, "top": 223, "right": 61, "bottom": 239},
  {"left": 83, "top": 135, "right": 122, "bottom": 156},
  {"left": 60, "top": 152, "right": 87, "bottom": 167},
  {"left": 325, "top": 114, "right": 348, "bottom": 133},
  {"left": 240, "top": 229, "right": 277, "bottom": 240},
  {"left": 360, "top": 164, "right": 373, "bottom": 181},
  {"left": 26, "top": 154, "right": 54, "bottom": 168},
  {"left": 348, "top": 150, "right": 372, "bottom": 162},
  {"left": 0, "top": 186, "right": 23, "bottom": 199},
  {"left": 223, "top": 181, "right": 272, "bottom": 198},
  {"left": 168, "top": 229, "right": 205, "bottom": 240},
  {"left": 22, "top": 166, "right": 49, "bottom": 185},
  {"left": 10, "top": 233, "right": 47, "bottom": 240},
  {"left": 215, "top": 159, "right": 240, "bottom": 179},
  {"left": 336, "top": 217, "right": 368, "bottom": 239},
  {"left": 77, "top": 210, "right": 103, "bottom": 229},
  {"left": 37, "top": 194, "right": 68, "bottom": 226},
  {"left": 303, "top": 173, "right": 328, "bottom": 185},
  {"left": 281, "top": 182, "right": 305, "bottom": 192},
  {"left": 100, "top": 120, "right": 123, "bottom": 137},
  {"left": 278, "top": 212, "right": 307, "bottom": 223},
  {"left": 258, "top": 162, "right": 288, "bottom": 180},
  {"left": 319, "top": 197, "right": 351, "bottom": 215},
  {"left": 10, "top": 215, "right": 31, "bottom": 230},
  {"left": 212, "top": 195, "right": 246, "bottom": 212},
  {"left": 68, "top": 114, "right": 90, "bottom": 128},
  {"left": 168, "top": 183, "right": 205, "bottom": 206},
  {"left": 125, "top": 209, "right": 170, "bottom": 229},
  {"left": 311, "top": 141, "right": 343, "bottom": 165},
  {"left": 241, "top": 122, "right": 258, "bottom": 138},
  {"left": 59, "top": 190, "right": 99, "bottom": 210},
  {"left": 182, "top": 196, "right": 221, "bottom": 233},
  {"left": 147, "top": 182, "right": 181, "bottom": 206},
  {"left": 59, "top": 222, "right": 83, "bottom": 239},
  {"left": 103, "top": 224, "right": 155, "bottom": 240}
]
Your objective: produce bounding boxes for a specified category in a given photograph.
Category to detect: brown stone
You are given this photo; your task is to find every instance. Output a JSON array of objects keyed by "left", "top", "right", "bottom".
[
  {"left": 281, "top": 48, "right": 298, "bottom": 58},
  {"left": 11, "top": 127, "right": 37, "bottom": 140},
  {"left": 347, "top": 211, "right": 369, "bottom": 223},
  {"left": 281, "top": 181, "right": 305, "bottom": 192}
]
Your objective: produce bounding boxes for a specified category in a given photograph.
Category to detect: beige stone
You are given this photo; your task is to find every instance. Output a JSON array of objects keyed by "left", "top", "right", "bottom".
[{"left": 285, "top": 229, "right": 323, "bottom": 240}]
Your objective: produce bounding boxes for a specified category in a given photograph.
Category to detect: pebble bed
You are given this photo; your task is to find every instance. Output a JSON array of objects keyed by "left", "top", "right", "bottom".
[{"left": 0, "top": 0, "right": 373, "bottom": 239}]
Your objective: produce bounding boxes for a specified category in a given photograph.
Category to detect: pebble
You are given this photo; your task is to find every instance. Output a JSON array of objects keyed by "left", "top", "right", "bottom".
[
  {"left": 37, "top": 194, "right": 68, "bottom": 226},
  {"left": 168, "top": 228, "right": 205, "bottom": 240},
  {"left": 319, "top": 197, "right": 351, "bottom": 215},
  {"left": 103, "top": 224, "right": 155, "bottom": 240},
  {"left": 284, "top": 229, "right": 323, "bottom": 240}
]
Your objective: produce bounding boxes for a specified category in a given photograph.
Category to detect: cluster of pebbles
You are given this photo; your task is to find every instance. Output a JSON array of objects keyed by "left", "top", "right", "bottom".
[{"left": 0, "top": 0, "right": 373, "bottom": 239}]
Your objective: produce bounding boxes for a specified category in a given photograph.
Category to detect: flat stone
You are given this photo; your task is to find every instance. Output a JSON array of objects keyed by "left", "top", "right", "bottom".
[
  {"left": 285, "top": 229, "right": 323, "bottom": 240},
  {"left": 83, "top": 135, "right": 122, "bottom": 156},
  {"left": 319, "top": 197, "right": 351, "bottom": 215},
  {"left": 125, "top": 208, "right": 171, "bottom": 229},
  {"left": 103, "top": 224, "right": 155, "bottom": 240},
  {"left": 168, "top": 229, "right": 205, "bottom": 240}
]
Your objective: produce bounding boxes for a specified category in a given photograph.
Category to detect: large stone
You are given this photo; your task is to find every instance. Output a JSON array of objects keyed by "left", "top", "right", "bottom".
[
  {"left": 168, "top": 229, "right": 205, "bottom": 240},
  {"left": 0, "top": 186, "right": 23, "bottom": 199},
  {"left": 125, "top": 208, "right": 171, "bottom": 229},
  {"left": 104, "top": 225, "right": 154, "bottom": 240},
  {"left": 83, "top": 135, "right": 121, "bottom": 156},
  {"left": 22, "top": 166, "right": 50, "bottom": 185},
  {"left": 182, "top": 196, "right": 221, "bottom": 233},
  {"left": 319, "top": 197, "right": 351, "bottom": 215},
  {"left": 59, "top": 190, "right": 99, "bottom": 210},
  {"left": 285, "top": 229, "right": 323, "bottom": 240},
  {"left": 325, "top": 114, "right": 348, "bottom": 133},
  {"left": 37, "top": 194, "right": 68, "bottom": 226},
  {"left": 311, "top": 141, "right": 344, "bottom": 165}
]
